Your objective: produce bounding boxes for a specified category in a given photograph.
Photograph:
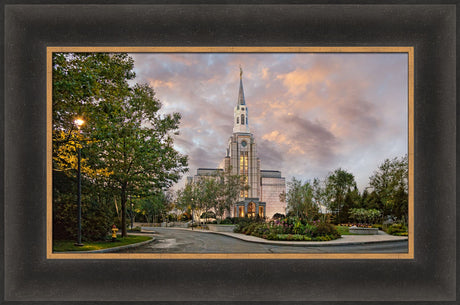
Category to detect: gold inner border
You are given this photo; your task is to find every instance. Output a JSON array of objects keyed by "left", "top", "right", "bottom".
[{"left": 47, "top": 46, "right": 414, "bottom": 259}]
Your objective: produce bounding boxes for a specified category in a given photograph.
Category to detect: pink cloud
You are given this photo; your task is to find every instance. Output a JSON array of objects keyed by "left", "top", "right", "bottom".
[{"left": 130, "top": 52, "right": 408, "bottom": 191}]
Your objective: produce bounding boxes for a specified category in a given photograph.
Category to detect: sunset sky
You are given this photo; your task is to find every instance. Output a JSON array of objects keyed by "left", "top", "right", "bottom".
[{"left": 130, "top": 52, "right": 408, "bottom": 191}]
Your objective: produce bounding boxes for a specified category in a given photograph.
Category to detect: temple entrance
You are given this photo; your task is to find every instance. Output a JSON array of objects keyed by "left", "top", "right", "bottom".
[
  {"left": 239, "top": 206, "right": 245, "bottom": 217},
  {"left": 258, "top": 206, "right": 264, "bottom": 218},
  {"left": 247, "top": 202, "right": 256, "bottom": 218}
]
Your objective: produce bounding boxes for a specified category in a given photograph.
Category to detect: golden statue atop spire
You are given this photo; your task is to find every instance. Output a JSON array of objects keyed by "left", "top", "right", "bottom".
[{"left": 240, "top": 65, "right": 243, "bottom": 79}]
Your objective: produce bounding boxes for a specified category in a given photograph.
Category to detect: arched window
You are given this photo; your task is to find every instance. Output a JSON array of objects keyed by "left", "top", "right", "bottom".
[
  {"left": 246, "top": 117, "right": 248, "bottom": 124},
  {"left": 241, "top": 114, "right": 245, "bottom": 125},
  {"left": 236, "top": 117, "right": 239, "bottom": 124}
]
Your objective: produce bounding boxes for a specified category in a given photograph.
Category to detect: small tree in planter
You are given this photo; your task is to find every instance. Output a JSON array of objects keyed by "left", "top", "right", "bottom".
[{"left": 349, "top": 208, "right": 381, "bottom": 226}]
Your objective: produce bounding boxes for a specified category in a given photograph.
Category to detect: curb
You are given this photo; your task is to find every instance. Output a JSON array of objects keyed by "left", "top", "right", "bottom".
[
  {"left": 61, "top": 236, "right": 156, "bottom": 253},
  {"left": 153, "top": 227, "right": 408, "bottom": 247},
  {"left": 196, "top": 230, "right": 408, "bottom": 247}
]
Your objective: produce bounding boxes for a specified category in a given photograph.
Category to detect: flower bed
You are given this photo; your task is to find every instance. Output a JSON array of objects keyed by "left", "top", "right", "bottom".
[{"left": 234, "top": 217, "right": 340, "bottom": 241}]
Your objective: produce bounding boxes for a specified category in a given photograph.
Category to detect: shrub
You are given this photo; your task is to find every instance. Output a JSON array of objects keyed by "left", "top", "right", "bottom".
[
  {"left": 385, "top": 223, "right": 407, "bottom": 235},
  {"left": 312, "top": 222, "right": 340, "bottom": 239},
  {"left": 220, "top": 218, "right": 233, "bottom": 224},
  {"left": 272, "top": 213, "right": 285, "bottom": 220},
  {"left": 234, "top": 216, "right": 341, "bottom": 242}
]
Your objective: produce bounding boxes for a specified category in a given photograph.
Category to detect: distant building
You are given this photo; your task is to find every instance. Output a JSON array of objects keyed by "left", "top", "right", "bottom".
[{"left": 189, "top": 68, "right": 286, "bottom": 219}]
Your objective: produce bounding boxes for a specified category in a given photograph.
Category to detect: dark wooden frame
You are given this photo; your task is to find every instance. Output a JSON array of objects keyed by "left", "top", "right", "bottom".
[{"left": 3, "top": 2, "right": 456, "bottom": 303}]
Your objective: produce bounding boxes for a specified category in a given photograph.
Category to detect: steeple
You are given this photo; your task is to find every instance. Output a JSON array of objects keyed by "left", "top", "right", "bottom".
[
  {"left": 233, "top": 66, "right": 250, "bottom": 134},
  {"left": 238, "top": 66, "right": 245, "bottom": 105}
]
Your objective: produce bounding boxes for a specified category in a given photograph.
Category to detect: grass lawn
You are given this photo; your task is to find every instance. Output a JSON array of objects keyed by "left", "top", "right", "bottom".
[{"left": 53, "top": 235, "right": 152, "bottom": 252}]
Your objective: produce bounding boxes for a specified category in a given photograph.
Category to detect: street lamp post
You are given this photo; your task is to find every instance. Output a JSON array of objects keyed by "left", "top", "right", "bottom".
[
  {"left": 131, "top": 202, "right": 134, "bottom": 230},
  {"left": 74, "top": 118, "right": 85, "bottom": 246},
  {"left": 191, "top": 198, "right": 194, "bottom": 231}
]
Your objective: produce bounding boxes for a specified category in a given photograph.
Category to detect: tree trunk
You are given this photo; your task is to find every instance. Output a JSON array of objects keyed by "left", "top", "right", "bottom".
[{"left": 121, "top": 184, "right": 127, "bottom": 237}]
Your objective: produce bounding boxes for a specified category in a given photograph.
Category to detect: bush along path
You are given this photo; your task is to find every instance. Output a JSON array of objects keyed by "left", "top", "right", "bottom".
[{"left": 234, "top": 217, "right": 341, "bottom": 241}]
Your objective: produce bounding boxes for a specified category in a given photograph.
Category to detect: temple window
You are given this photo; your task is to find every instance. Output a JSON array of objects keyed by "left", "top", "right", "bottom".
[
  {"left": 236, "top": 117, "right": 239, "bottom": 124},
  {"left": 241, "top": 114, "right": 245, "bottom": 125}
]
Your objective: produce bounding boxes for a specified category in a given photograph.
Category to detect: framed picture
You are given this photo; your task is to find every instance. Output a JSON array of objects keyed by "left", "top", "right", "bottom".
[
  {"left": 4, "top": 3, "right": 456, "bottom": 303},
  {"left": 47, "top": 46, "right": 414, "bottom": 260}
]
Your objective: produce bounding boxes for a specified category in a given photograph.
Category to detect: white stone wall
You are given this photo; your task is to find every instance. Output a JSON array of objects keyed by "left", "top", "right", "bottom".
[{"left": 261, "top": 177, "right": 286, "bottom": 219}]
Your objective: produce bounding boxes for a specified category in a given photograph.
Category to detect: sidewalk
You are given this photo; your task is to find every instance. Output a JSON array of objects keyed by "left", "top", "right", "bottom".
[{"left": 142, "top": 227, "right": 408, "bottom": 247}]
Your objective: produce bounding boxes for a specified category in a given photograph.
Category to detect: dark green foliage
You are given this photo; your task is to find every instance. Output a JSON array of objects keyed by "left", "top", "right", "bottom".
[
  {"left": 81, "top": 199, "right": 114, "bottom": 241},
  {"left": 348, "top": 208, "right": 382, "bottom": 224},
  {"left": 52, "top": 52, "right": 188, "bottom": 239},
  {"left": 385, "top": 223, "right": 408, "bottom": 235},
  {"left": 234, "top": 217, "right": 340, "bottom": 241},
  {"left": 369, "top": 155, "right": 408, "bottom": 221},
  {"left": 220, "top": 218, "right": 233, "bottom": 224},
  {"left": 311, "top": 222, "right": 340, "bottom": 239},
  {"left": 325, "top": 168, "right": 357, "bottom": 224},
  {"left": 53, "top": 171, "right": 114, "bottom": 241}
]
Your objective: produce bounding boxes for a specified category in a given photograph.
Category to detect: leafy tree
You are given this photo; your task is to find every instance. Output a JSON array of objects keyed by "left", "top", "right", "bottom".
[
  {"left": 176, "top": 180, "right": 205, "bottom": 226},
  {"left": 325, "top": 168, "right": 357, "bottom": 224},
  {"left": 342, "top": 186, "right": 361, "bottom": 222},
  {"left": 285, "top": 177, "right": 319, "bottom": 221},
  {"left": 215, "top": 171, "right": 242, "bottom": 221},
  {"left": 200, "top": 177, "right": 220, "bottom": 225},
  {"left": 369, "top": 155, "right": 408, "bottom": 220},
  {"left": 52, "top": 53, "right": 188, "bottom": 238},
  {"left": 134, "top": 194, "right": 166, "bottom": 224},
  {"left": 312, "top": 178, "right": 330, "bottom": 217}
]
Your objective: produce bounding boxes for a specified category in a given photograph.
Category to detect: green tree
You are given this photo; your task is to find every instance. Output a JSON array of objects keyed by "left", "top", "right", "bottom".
[
  {"left": 325, "top": 168, "right": 357, "bottom": 224},
  {"left": 215, "top": 172, "right": 242, "bottom": 221},
  {"left": 134, "top": 193, "right": 166, "bottom": 224},
  {"left": 52, "top": 53, "right": 188, "bottom": 238},
  {"left": 200, "top": 177, "right": 220, "bottom": 225},
  {"left": 369, "top": 155, "right": 408, "bottom": 220},
  {"left": 285, "top": 177, "right": 319, "bottom": 221},
  {"left": 177, "top": 180, "right": 206, "bottom": 226},
  {"left": 312, "top": 178, "right": 329, "bottom": 219}
]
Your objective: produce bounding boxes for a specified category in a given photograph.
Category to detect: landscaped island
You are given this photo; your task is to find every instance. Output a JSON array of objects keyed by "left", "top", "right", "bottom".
[{"left": 233, "top": 217, "right": 340, "bottom": 241}]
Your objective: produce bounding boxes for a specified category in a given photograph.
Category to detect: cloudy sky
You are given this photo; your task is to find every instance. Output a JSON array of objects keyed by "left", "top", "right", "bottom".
[{"left": 130, "top": 52, "right": 408, "bottom": 191}]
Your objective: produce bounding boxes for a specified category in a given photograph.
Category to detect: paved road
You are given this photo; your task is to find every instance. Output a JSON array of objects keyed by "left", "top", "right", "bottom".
[{"left": 118, "top": 228, "right": 408, "bottom": 254}]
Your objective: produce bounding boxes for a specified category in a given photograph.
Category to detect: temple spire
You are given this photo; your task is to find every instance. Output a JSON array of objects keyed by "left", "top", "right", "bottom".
[
  {"left": 233, "top": 66, "right": 249, "bottom": 133},
  {"left": 238, "top": 66, "right": 246, "bottom": 106}
]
